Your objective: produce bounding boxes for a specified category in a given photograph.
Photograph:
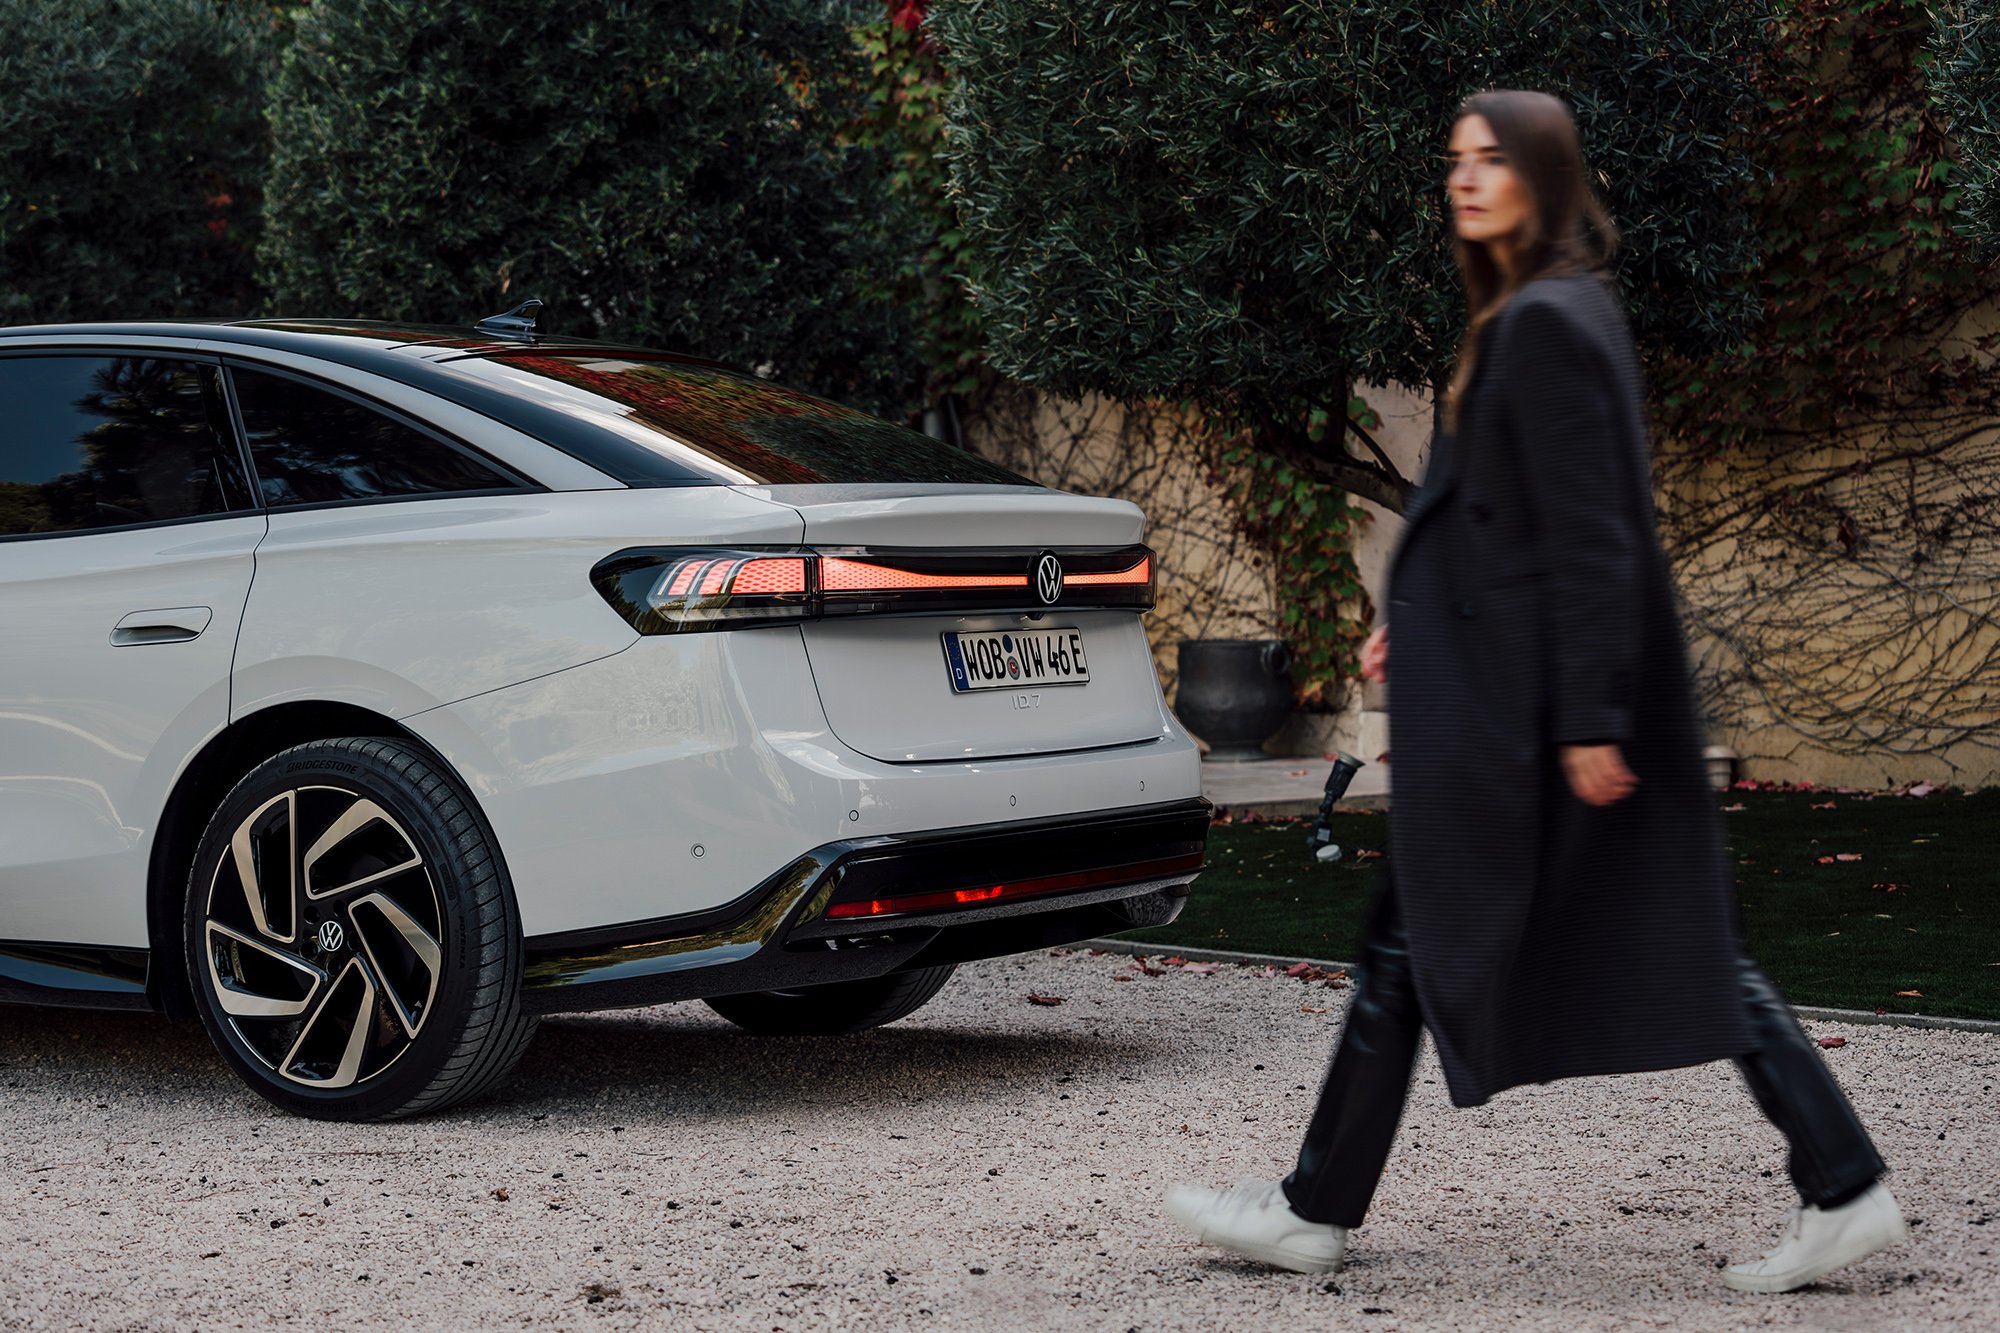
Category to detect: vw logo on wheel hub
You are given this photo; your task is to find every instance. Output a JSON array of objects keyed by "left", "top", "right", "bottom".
[
  {"left": 316, "top": 920, "right": 345, "bottom": 953},
  {"left": 1034, "top": 552, "right": 1063, "bottom": 605}
]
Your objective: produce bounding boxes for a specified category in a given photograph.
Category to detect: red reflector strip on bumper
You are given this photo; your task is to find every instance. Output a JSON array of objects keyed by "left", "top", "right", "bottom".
[{"left": 824, "top": 851, "right": 1204, "bottom": 920}]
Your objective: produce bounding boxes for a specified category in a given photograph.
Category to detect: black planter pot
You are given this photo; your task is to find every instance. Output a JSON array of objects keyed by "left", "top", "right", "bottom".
[{"left": 1173, "top": 639, "right": 1293, "bottom": 762}]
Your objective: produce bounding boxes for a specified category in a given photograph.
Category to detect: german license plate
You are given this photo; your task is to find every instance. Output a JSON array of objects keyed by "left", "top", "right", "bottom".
[{"left": 943, "top": 627, "right": 1089, "bottom": 692}]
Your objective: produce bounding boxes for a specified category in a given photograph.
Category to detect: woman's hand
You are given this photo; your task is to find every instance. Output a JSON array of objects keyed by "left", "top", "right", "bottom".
[
  {"left": 1361, "top": 627, "right": 1389, "bottom": 684},
  {"left": 1561, "top": 744, "right": 1637, "bottom": 807}
]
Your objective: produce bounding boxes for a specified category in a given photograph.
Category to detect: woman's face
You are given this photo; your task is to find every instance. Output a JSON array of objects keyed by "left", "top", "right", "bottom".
[{"left": 1447, "top": 115, "right": 1530, "bottom": 255}]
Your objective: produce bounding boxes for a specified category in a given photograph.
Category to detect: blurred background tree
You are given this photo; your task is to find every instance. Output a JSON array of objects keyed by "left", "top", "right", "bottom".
[
  {"left": 259, "top": 0, "right": 924, "bottom": 416},
  {"left": 926, "top": 0, "right": 1775, "bottom": 513},
  {"left": 0, "top": 0, "right": 273, "bottom": 323},
  {"left": 1930, "top": 1, "right": 2000, "bottom": 250}
]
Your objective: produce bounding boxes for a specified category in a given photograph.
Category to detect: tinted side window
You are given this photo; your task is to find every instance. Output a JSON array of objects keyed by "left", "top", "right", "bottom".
[
  {"left": 232, "top": 366, "right": 520, "bottom": 507},
  {"left": 0, "top": 356, "right": 251, "bottom": 538}
]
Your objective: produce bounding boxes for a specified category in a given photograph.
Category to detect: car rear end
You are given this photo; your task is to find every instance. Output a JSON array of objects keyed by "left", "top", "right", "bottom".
[{"left": 386, "top": 345, "right": 1207, "bottom": 1011}]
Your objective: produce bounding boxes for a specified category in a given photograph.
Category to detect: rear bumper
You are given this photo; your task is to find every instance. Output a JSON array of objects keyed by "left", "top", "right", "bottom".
[{"left": 519, "top": 797, "right": 1208, "bottom": 1014}]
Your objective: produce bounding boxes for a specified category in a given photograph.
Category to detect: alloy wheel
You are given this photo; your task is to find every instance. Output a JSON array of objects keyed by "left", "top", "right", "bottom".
[{"left": 200, "top": 784, "right": 444, "bottom": 1089}]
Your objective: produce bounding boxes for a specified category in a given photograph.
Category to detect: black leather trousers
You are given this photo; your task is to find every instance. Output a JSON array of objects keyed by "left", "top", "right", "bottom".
[{"left": 1281, "top": 877, "right": 1887, "bottom": 1228}]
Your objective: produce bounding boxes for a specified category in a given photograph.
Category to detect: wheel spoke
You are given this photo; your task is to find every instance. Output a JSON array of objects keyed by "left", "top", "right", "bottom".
[
  {"left": 205, "top": 921, "right": 322, "bottom": 1019},
  {"left": 349, "top": 891, "right": 442, "bottom": 1038},
  {"left": 228, "top": 791, "right": 298, "bottom": 943},
  {"left": 280, "top": 957, "right": 377, "bottom": 1089},
  {"left": 301, "top": 797, "right": 422, "bottom": 901}
]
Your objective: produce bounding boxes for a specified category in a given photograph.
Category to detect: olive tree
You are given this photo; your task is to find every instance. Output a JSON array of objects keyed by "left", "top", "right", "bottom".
[
  {"left": 928, "top": 0, "right": 1773, "bottom": 510},
  {"left": 1931, "top": 0, "right": 2000, "bottom": 250}
]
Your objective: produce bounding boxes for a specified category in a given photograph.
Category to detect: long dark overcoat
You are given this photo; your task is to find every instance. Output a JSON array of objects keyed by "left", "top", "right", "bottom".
[{"left": 1386, "top": 271, "right": 1753, "bottom": 1108}]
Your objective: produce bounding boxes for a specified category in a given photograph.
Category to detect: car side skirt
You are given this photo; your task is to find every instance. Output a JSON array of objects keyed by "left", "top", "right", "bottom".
[
  {"left": 519, "top": 798, "right": 1210, "bottom": 1015},
  {"left": 0, "top": 941, "right": 155, "bottom": 1010}
]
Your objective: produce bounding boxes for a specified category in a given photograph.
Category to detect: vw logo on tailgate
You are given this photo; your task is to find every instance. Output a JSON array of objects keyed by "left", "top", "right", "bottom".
[{"left": 1035, "top": 552, "right": 1063, "bottom": 605}]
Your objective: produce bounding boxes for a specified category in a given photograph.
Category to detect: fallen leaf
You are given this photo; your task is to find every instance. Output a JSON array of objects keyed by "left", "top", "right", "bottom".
[
  {"left": 1138, "top": 962, "right": 1165, "bottom": 977},
  {"left": 490, "top": 1187, "right": 510, "bottom": 1202},
  {"left": 1111, "top": 973, "right": 1135, "bottom": 982},
  {"left": 1826, "top": 931, "right": 1840, "bottom": 936},
  {"left": 1721, "top": 803, "right": 1746, "bottom": 812},
  {"left": 1161, "top": 957, "right": 1188, "bottom": 966},
  {"left": 1810, "top": 800, "right": 1836, "bottom": 810},
  {"left": 1285, "top": 768, "right": 1310, "bottom": 778},
  {"left": 1817, "top": 1037, "right": 1848, "bottom": 1049},
  {"left": 1182, "top": 961, "right": 1222, "bottom": 975},
  {"left": 1835, "top": 853, "right": 1862, "bottom": 861},
  {"left": 1872, "top": 883, "right": 1904, "bottom": 893},
  {"left": 1285, "top": 962, "right": 1315, "bottom": 977},
  {"left": 1905, "top": 781, "right": 1938, "bottom": 797},
  {"left": 1299, "top": 1006, "right": 1328, "bottom": 1014},
  {"left": 1027, "top": 993, "right": 1064, "bottom": 1006},
  {"left": 1356, "top": 848, "right": 1386, "bottom": 860},
  {"left": 1816, "top": 856, "right": 1835, "bottom": 864},
  {"left": 1894, "top": 990, "right": 1923, "bottom": 998}
]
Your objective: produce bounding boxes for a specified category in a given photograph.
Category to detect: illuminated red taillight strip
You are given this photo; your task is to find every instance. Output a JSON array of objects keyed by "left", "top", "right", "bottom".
[
  {"left": 820, "top": 557, "right": 1029, "bottom": 592},
  {"left": 824, "top": 851, "right": 1204, "bottom": 920},
  {"left": 729, "top": 557, "right": 809, "bottom": 595},
  {"left": 1064, "top": 556, "right": 1152, "bottom": 587}
]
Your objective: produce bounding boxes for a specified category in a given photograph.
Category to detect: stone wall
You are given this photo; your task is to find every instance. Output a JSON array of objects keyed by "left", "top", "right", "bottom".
[{"left": 969, "top": 374, "right": 2000, "bottom": 788}]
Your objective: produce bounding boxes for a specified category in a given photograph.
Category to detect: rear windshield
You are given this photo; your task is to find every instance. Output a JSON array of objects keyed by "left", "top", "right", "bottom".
[{"left": 444, "top": 354, "right": 1032, "bottom": 487}]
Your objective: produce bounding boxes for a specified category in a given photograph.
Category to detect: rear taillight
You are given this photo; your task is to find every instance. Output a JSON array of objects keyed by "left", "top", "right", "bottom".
[{"left": 592, "top": 545, "right": 1154, "bottom": 633}]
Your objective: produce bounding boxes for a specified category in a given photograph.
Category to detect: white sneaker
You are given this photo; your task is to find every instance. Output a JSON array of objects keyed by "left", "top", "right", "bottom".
[
  {"left": 1723, "top": 1182, "right": 1910, "bottom": 1293},
  {"left": 1164, "top": 1179, "right": 1346, "bottom": 1274}
]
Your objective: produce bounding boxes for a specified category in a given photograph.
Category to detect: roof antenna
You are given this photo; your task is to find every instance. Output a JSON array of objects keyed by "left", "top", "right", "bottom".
[{"left": 476, "top": 298, "right": 545, "bottom": 342}]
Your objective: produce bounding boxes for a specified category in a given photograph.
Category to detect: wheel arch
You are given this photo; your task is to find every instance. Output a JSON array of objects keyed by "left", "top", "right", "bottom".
[{"left": 146, "top": 701, "right": 450, "bottom": 1018}]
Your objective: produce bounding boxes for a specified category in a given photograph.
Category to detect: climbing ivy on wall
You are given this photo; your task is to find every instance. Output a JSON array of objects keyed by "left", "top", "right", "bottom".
[
  {"left": 1657, "top": 0, "right": 2000, "bottom": 451},
  {"left": 1214, "top": 403, "right": 1375, "bottom": 708}
]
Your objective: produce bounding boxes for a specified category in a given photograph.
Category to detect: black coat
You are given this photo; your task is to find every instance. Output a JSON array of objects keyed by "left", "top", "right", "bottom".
[{"left": 1386, "top": 272, "right": 1753, "bottom": 1108}]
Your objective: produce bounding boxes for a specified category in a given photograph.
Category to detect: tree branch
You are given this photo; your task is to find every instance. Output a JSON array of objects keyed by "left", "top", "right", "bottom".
[{"left": 1267, "top": 427, "right": 1411, "bottom": 514}]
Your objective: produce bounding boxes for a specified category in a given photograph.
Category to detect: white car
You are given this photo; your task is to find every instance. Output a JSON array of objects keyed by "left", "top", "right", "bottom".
[{"left": 0, "top": 307, "right": 1207, "bottom": 1120}]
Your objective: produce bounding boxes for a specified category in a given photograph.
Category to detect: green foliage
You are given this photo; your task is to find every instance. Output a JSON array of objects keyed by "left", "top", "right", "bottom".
[
  {"left": 928, "top": 0, "right": 1772, "bottom": 507},
  {"left": 1215, "top": 397, "right": 1375, "bottom": 704},
  {"left": 261, "top": 0, "right": 923, "bottom": 416},
  {"left": 1929, "top": 1, "right": 2000, "bottom": 250},
  {"left": 851, "top": 11, "right": 985, "bottom": 397},
  {"left": 0, "top": 0, "right": 272, "bottom": 323},
  {"left": 1658, "top": 0, "right": 2000, "bottom": 449}
]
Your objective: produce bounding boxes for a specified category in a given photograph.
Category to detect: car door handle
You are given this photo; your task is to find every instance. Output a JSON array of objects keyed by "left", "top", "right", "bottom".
[{"left": 110, "top": 606, "right": 214, "bottom": 646}]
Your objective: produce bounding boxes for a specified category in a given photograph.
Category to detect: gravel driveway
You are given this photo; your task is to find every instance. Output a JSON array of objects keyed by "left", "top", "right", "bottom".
[{"left": 4, "top": 947, "right": 1995, "bottom": 1330}]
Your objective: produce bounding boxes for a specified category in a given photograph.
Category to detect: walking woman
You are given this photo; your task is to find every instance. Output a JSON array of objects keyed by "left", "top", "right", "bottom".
[{"left": 1166, "top": 90, "right": 1905, "bottom": 1294}]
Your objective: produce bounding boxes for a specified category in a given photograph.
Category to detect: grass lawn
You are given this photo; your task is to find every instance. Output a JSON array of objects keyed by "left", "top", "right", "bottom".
[{"left": 1116, "top": 787, "right": 2000, "bottom": 1021}]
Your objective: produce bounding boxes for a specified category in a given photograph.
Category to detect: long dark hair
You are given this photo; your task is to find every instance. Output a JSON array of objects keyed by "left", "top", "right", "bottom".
[{"left": 1444, "top": 90, "right": 1617, "bottom": 427}]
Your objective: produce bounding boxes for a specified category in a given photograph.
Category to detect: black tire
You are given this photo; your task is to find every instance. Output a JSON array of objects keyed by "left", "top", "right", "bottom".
[
  {"left": 183, "top": 737, "right": 536, "bottom": 1120},
  {"left": 703, "top": 964, "right": 958, "bottom": 1035}
]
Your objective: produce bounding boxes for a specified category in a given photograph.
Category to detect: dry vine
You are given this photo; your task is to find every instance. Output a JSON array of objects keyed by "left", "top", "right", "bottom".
[{"left": 1660, "top": 414, "right": 2000, "bottom": 778}]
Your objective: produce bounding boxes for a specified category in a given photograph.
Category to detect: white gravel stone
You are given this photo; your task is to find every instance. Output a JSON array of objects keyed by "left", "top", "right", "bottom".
[{"left": 2, "top": 948, "right": 1995, "bottom": 1330}]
